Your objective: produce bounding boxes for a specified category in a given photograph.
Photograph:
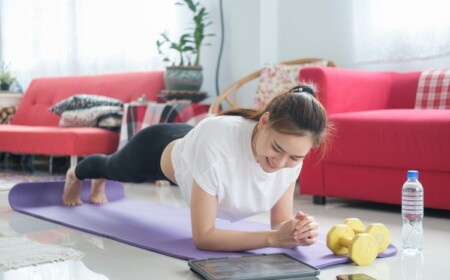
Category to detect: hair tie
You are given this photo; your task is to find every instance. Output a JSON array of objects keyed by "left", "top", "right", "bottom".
[{"left": 289, "top": 85, "right": 316, "bottom": 97}]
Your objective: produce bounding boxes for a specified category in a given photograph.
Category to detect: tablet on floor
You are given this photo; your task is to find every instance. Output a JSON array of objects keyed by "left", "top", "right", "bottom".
[{"left": 188, "top": 253, "right": 320, "bottom": 280}]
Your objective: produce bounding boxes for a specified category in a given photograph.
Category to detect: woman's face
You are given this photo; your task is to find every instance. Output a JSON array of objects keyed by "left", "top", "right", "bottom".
[{"left": 252, "top": 112, "right": 314, "bottom": 173}]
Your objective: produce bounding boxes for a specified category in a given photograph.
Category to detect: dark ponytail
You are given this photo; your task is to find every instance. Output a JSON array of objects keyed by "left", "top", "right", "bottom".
[{"left": 219, "top": 84, "right": 332, "bottom": 156}]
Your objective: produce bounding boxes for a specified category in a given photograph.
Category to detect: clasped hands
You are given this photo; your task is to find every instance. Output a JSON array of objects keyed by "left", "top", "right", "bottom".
[{"left": 272, "top": 211, "right": 318, "bottom": 248}]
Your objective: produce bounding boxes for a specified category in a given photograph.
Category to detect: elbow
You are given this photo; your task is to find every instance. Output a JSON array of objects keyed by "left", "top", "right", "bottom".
[
  {"left": 192, "top": 231, "right": 214, "bottom": 251},
  {"left": 193, "top": 235, "right": 209, "bottom": 250},
  {"left": 193, "top": 240, "right": 208, "bottom": 251}
]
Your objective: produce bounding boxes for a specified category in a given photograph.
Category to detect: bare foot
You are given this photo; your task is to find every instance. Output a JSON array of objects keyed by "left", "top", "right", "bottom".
[
  {"left": 62, "top": 167, "right": 83, "bottom": 206},
  {"left": 90, "top": 179, "right": 108, "bottom": 205}
]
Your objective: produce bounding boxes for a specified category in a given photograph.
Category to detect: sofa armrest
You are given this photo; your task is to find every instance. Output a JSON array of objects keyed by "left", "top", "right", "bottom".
[{"left": 299, "top": 67, "right": 421, "bottom": 114}]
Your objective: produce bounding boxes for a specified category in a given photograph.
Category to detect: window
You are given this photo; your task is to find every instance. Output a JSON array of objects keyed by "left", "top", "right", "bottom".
[
  {"left": 0, "top": 0, "right": 179, "bottom": 88},
  {"left": 352, "top": 0, "right": 450, "bottom": 64}
]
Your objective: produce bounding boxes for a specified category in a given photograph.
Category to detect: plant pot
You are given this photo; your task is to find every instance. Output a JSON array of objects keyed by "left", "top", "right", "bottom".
[
  {"left": 164, "top": 66, "right": 203, "bottom": 91},
  {"left": 0, "top": 83, "right": 10, "bottom": 91}
]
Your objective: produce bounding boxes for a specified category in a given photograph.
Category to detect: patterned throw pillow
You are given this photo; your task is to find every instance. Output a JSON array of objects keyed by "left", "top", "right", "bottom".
[
  {"left": 97, "top": 112, "right": 123, "bottom": 132},
  {"left": 253, "top": 61, "right": 328, "bottom": 108},
  {"left": 50, "top": 94, "right": 123, "bottom": 115},
  {"left": 415, "top": 69, "right": 450, "bottom": 109},
  {"left": 59, "top": 106, "right": 122, "bottom": 127}
]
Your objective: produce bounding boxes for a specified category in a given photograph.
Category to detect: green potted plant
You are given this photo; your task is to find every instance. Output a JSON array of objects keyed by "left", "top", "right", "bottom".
[
  {"left": 0, "top": 62, "right": 15, "bottom": 91},
  {"left": 156, "top": 0, "right": 214, "bottom": 91}
]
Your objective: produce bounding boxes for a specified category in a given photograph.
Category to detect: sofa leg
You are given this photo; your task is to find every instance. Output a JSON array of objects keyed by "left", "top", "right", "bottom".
[
  {"left": 313, "top": 196, "right": 326, "bottom": 205},
  {"left": 21, "top": 155, "right": 34, "bottom": 173},
  {"left": 49, "top": 156, "right": 53, "bottom": 174},
  {"left": 70, "top": 156, "right": 78, "bottom": 168}
]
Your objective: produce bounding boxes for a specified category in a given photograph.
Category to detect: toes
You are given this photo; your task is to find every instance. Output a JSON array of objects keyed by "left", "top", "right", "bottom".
[
  {"left": 63, "top": 200, "right": 83, "bottom": 206},
  {"left": 89, "top": 197, "right": 108, "bottom": 205}
]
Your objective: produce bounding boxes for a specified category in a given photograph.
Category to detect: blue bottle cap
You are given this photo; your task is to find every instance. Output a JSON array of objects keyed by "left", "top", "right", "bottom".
[{"left": 407, "top": 170, "right": 419, "bottom": 179}]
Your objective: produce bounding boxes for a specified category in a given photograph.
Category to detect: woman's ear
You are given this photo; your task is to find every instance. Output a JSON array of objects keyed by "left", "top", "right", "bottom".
[{"left": 258, "top": 112, "right": 270, "bottom": 129}]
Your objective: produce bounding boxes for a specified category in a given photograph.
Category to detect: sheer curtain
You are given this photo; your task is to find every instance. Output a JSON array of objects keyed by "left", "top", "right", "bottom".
[
  {"left": 0, "top": 0, "right": 181, "bottom": 89},
  {"left": 352, "top": 0, "right": 450, "bottom": 64}
]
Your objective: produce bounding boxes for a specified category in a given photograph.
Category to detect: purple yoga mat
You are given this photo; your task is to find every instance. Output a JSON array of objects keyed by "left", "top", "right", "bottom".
[{"left": 8, "top": 181, "right": 397, "bottom": 269}]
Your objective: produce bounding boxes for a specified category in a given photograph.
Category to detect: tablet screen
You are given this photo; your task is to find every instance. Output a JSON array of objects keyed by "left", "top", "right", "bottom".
[{"left": 188, "top": 253, "right": 320, "bottom": 280}]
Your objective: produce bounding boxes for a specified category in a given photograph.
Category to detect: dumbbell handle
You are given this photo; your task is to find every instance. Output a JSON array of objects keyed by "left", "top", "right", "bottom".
[
  {"left": 338, "top": 236, "right": 352, "bottom": 249},
  {"left": 345, "top": 220, "right": 390, "bottom": 253}
]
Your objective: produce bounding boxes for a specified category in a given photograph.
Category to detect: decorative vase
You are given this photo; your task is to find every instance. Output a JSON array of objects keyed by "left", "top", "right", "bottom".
[
  {"left": 0, "top": 83, "right": 10, "bottom": 91},
  {"left": 164, "top": 66, "right": 203, "bottom": 91}
]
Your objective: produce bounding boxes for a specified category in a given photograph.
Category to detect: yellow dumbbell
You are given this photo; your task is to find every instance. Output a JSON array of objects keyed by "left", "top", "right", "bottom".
[
  {"left": 343, "top": 218, "right": 390, "bottom": 253},
  {"left": 326, "top": 224, "right": 379, "bottom": 266}
]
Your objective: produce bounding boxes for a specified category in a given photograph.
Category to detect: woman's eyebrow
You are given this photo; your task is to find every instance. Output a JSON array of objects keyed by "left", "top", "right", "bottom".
[
  {"left": 273, "top": 141, "right": 305, "bottom": 158},
  {"left": 273, "top": 141, "right": 284, "bottom": 152}
]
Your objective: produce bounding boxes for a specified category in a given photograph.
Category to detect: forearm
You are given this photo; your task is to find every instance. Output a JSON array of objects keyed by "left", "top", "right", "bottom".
[
  {"left": 194, "top": 228, "right": 276, "bottom": 252},
  {"left": 271, "top": 218, "right": 291, "bottom": 231},
  {"left": 271, "top": 182, "right": 296, "bottom": 230},
  {"left": 189, "top": 182, "right": 298, "bottom": 251}
]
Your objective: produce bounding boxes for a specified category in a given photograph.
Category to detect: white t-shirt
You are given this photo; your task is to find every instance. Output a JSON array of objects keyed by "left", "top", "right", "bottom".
[{"left": 171, "top": 116, "right": 302, "bottom": 222}]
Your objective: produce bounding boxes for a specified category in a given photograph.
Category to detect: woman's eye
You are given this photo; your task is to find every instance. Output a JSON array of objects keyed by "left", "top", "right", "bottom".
[{"left": 272, "top": 145, "right": 281, "bottom": 152}]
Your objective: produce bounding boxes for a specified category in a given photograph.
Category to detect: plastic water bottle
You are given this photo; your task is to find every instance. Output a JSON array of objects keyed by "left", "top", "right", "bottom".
[
  {"left": 401, "top": 170, "right": 424, "bottom": 253},
  {"left": 401, "top": 250, "right": 424, "bottom": 280}
]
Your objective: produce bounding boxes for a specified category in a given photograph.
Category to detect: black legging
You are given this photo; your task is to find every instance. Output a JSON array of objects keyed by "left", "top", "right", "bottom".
[{"left": 75, "top": 123, "right": 193, "bottom": 183}]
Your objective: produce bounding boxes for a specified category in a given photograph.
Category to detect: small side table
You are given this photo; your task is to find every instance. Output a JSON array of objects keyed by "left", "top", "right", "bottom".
[
  {"left": 0, "top": 92, "right": 25, "bottom": 170},
  {"left": 0, "top": 91, "right": 23, "bottom": 107},
  {"left": 159, "top": 90, "right": 208, "bottom": 103},
  {"left": 0, "top": 92, "right": 22, "bottom": 124}
]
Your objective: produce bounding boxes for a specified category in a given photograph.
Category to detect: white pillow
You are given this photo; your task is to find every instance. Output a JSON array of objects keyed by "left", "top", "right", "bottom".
[{"left": 59, "top": 106, "right": 122, "bottom": 127}]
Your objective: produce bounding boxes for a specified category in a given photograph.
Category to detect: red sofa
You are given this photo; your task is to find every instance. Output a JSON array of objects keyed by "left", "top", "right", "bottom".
[
  {"left": 0, "top": 71, "right": 164, "bottom": 167},
  {"left": 298, "top": 67, "right": 450, "bottom": 211}
]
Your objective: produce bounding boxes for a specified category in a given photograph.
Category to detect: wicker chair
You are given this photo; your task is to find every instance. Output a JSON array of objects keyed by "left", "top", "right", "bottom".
[{"left": 208, "top": 58, "right": 337, "bottom": 115}]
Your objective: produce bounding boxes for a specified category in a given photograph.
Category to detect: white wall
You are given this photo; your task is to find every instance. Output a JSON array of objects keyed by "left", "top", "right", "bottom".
[
  {"left": 205, "top": 0, "right": 261, "bottom": 105},
  {"left": 195, "top": 0, "right": 261, "bottom": 104},
  {"left": 211, "top": 0, "right": 450, "bottom": 107},
  {"left": 277, "top": 0, "right": 354, "bottom": 66}
]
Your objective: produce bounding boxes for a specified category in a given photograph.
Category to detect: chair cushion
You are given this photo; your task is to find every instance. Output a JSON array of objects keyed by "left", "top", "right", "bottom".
[{"left": 254, "top": 61, "right": 328, "bottom": 108}]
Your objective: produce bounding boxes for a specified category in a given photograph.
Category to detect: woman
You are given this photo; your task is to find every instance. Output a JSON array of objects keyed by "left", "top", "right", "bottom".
[{"left": 63, "top": 84, "right": 331, "bottom": 252}]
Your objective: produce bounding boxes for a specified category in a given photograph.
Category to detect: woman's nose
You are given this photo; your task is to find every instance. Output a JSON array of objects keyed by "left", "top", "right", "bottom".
[{"left": 274, "top": 155, "right": 289, "bottom": 168}]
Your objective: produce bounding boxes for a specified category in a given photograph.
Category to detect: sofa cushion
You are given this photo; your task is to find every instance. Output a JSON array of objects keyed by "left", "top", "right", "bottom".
[
  {"left": 328, "top": 109, "right": 450, "bottom": 171},
  {"left": 299, "top": 67, "right": 421, "bottom": 114},
  {"left": 0, "top": 125, "right": 119, "bottom": 155}
]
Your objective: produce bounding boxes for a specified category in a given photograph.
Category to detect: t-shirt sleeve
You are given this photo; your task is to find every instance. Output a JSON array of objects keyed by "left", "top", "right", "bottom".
[
  {"left": 179, "top": 118, "right": 230, "bottom": 196},
  {"left": 291, "top": 162, "right": 303, "bottom": 184}
]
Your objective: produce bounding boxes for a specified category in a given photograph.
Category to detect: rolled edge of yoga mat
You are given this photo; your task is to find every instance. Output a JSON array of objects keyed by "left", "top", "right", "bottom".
[{"left": 9, "top": 180, "right": 126, "bottom": 210}]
